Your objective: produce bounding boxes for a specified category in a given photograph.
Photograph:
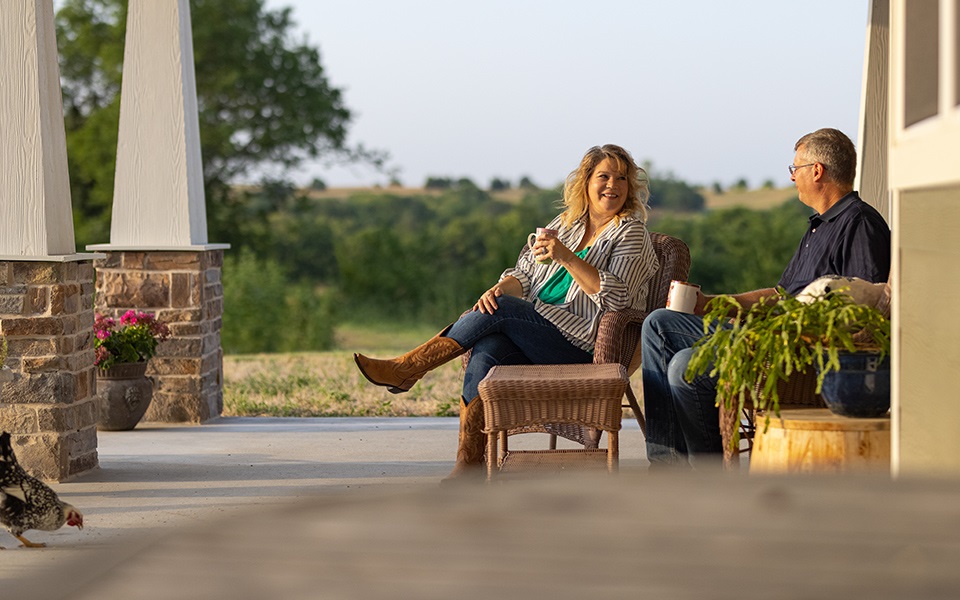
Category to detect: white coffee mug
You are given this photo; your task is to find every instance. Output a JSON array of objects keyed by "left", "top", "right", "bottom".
[
  {"left": 666, "top": 280, "right": 700, "bottom": 314},
  {"left": 527, "top": 227, "right": 559, "bottom": 264}
]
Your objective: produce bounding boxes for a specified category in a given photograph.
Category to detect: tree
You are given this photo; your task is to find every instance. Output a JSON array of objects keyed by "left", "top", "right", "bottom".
[
  {"left": 648, "top": 176, "right": 706, "bottom": 211},
  {"left": 489, "top": 177, "right": 511, "bottom": 192},
  {"left": 652, "top": 199, "right": 808, "bottom": 293},
  {"left": 56, "top": 0, "right": 382, "bottom": 247},
  {"left": 424, "top": 177, "right": 453, "bottom": 190},
  {"left": 518, "top": 175, "right": 539, "bottom": 190}
]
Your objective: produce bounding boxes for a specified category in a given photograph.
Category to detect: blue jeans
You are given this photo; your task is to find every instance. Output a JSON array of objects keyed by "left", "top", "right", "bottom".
[
  {"left": 641, "top": 308, "right": 724, "bottom": 467},
  {"left": 445, "top": 295, "right": 593, "bottom": 402}
]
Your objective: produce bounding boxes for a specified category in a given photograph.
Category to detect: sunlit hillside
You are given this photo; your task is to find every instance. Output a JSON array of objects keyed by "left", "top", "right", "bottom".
[
  {"left": 700, "top": 186, "right": 797, "bottom": 211},
  {"left": 299, "top": 184, "right": 799, "bottom": 212}
]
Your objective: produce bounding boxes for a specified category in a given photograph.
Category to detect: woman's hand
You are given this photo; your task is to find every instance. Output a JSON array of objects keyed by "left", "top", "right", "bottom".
[
  {"left": 474, "top": 285, "right": 504, "bottom": 314},
  {"left": 531, "top": 233, "right": 574, "bottom": 265},
  {"left": 474, "top": 277, "right": 522, "bottom": 314}
]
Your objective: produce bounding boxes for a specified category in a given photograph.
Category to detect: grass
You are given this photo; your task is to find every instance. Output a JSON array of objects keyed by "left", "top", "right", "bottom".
[{"left": 222, "top": 322, "right": 463, "bottom": 418}]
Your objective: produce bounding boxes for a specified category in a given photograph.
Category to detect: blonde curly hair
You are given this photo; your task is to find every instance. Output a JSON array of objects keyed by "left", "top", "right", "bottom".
[{"left": 559, "top": 144, "right": 649, "bottom": 228}]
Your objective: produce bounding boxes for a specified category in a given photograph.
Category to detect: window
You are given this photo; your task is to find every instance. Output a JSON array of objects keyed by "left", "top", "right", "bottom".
[{"left": 904, "top": 0, "right": 939, "bottom": 126}]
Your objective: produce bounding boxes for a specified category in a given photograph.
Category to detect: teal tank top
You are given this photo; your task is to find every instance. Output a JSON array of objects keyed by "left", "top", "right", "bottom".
[{"left": 537, "top": 248, "right": 591, "bottom": 304}]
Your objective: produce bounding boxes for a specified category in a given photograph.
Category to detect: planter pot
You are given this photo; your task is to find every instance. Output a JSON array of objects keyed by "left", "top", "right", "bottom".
[
  {"left": 96, "top": 362, "right": 154, "bottom": 431},
  {"left": 819, "top": 352, "right": 890, "bottom": 418}
]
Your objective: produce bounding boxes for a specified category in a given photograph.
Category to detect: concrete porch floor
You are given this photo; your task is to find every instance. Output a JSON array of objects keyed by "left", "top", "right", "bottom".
[{"left": 2, "top": 417, "right": 959, "bottom": 599}]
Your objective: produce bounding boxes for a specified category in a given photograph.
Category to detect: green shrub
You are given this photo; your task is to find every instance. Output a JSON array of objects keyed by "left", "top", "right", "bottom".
[{"left": 222, "top": 249, "right": 336, "bottom": 354}]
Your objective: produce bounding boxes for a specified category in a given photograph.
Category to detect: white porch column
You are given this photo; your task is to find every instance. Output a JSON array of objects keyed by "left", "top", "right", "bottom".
[
  {"left": 103, "top": 0, "right": 210, "bottom": 247},
  {"left": 0, "top": 0, "right": 100, "bottom": 481},
  {"left": 87, "top": 0, "right": 229, "bottom": 423},
  {"left": 856, "top": 0, "right": 891, "bottom": 221},
  {"left": 1, "top": 0, "right": 78, "bottom": 258}
]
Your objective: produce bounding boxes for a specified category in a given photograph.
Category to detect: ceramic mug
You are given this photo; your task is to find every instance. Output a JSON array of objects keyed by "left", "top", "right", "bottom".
[
  {"left": 527, "top": 227, "right": 559, "bottom": 264},
  {"left": 666, "top": 280, "right": 700, "bottom": 314}
]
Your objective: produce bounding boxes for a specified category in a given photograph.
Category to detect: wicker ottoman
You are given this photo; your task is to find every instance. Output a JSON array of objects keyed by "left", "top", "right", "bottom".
[{"left": 479, "top": 363, "right": 628, "bottom": 480}]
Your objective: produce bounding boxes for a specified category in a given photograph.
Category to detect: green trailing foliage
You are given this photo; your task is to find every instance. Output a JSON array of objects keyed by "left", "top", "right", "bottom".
[{"left": 685, "top": 288, "right": 891, "bottom": 448}]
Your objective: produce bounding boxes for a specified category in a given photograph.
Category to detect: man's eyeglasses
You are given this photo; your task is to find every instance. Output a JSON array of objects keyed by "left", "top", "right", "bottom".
[{"left": 788, "top": 163, "right": 815, "bottom": 175}]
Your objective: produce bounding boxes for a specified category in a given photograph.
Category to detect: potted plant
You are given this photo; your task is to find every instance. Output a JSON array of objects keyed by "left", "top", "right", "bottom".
[
  {"left": 94, "top": 311, "right": 170, "bottom": 430},
  {"left": 686, "top": 285, "right": 891, "bottom": 448}
]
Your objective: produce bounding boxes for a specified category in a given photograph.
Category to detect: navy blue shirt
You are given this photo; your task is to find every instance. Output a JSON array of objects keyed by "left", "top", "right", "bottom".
[{"left": 778, "top": 192, "right": 891, "bottom": 295}]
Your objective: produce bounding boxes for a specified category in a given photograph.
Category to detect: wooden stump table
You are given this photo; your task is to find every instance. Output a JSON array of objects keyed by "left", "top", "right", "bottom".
[{"left": 750, "top": 408, "right": 890, "bottom": 474}]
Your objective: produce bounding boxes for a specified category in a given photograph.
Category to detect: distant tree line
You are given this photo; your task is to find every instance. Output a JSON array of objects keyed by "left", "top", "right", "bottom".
[{"left": 218, "top": 180, "right": 804, "bottom": 354}]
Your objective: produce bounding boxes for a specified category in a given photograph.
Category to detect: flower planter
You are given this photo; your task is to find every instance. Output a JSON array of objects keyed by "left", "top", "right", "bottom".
[
  {"left": 96, "top": 362, "right": 154, "bottom": 431},
  {"left": 818, "top": 352, "right": 890, "bottom": 418}
]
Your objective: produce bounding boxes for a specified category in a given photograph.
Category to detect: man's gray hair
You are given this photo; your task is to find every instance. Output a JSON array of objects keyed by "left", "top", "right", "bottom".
[{"left": 794, "top": 128, "right": 857, "bottom": 186}]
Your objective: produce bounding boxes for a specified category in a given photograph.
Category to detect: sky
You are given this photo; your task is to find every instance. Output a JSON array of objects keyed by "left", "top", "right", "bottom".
[{"left": 263, "top": 0, "right": 871, "bottom": 190}]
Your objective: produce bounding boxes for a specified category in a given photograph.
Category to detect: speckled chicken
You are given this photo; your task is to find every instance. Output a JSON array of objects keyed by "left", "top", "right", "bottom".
[{"left": 0, "top": 432, "right": 84, "bottom": 548}]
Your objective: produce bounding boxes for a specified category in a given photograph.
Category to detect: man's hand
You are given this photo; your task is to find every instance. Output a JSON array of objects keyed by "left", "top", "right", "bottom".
[{"left": 693, "top": 291, "right": 714, "bottom": 315}]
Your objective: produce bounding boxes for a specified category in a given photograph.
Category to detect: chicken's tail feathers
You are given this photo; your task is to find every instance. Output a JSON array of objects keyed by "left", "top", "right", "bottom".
[{"left": 0, "top": 432, "right": 14, "bottom": 464}]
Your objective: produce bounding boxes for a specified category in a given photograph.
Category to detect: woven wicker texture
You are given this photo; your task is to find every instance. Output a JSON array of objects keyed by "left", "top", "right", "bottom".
[
  {"left": 481, "top": 364, "right": 627, "bottom": 433},
  {"left": 481, "top": 364, "right": 627, "bottom": 478}
]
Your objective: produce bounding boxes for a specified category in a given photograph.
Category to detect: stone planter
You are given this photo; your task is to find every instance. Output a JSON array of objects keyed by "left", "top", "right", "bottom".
[{"left": 96, "top": 362, "right": 154, "bottom": 431}]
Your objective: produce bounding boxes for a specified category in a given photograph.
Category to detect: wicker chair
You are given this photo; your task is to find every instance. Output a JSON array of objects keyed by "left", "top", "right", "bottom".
[
  {"left": 468, "top": 232, "right": 691, "bottom": 473},
  {"left": 719, "top": 281, "right": 893, "bottom": 468}
]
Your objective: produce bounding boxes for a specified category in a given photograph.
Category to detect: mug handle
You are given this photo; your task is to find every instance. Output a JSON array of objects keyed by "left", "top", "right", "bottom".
[{"left": 527, "top": 233, "right": 538, "bottom": 253}]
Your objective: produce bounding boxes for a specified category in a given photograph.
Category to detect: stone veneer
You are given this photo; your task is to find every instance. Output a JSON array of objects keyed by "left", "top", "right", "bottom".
[
  {"left": 94, "top": 250, "right": 224, "bottom": 423},
  {"left": 0, "top": 260, "right": 99, "bottom": 481}
]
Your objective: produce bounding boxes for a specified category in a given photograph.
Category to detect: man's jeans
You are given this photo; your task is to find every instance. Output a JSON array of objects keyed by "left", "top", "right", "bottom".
[
  {"left": 641, "top": 308, "right": 724, "bottom": 466},
  {"left": 445, "top": 295, "right": 592, "bottom": 402}
]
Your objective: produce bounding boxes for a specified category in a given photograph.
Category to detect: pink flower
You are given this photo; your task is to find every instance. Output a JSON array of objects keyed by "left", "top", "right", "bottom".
[
  {"left": 94, "top": 310, "right": 169, "bottom": 370},
  {"left": 94, "top": 346, "right": 110, "bottom": 367}
]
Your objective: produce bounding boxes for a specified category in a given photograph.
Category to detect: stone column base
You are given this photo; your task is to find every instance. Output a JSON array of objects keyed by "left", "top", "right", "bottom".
[
  {"left": 94, "top": 250, "right": 224, "bottom": 423},
  {"left": 0, "top": 260, "right": 99, "bottom": 481}
]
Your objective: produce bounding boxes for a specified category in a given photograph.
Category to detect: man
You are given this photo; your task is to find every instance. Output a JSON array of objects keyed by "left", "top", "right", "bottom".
[{"left": 641, "top": 128, "right": 891, "bottom": 467}]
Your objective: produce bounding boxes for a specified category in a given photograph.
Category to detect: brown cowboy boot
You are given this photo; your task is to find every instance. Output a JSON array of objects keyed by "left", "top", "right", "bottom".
[
  {"left": 354, "top": 327, "right": 465, "bottom": 394},
  {"left": 441, "top": 396, "right": 486, "bottom": 482}
]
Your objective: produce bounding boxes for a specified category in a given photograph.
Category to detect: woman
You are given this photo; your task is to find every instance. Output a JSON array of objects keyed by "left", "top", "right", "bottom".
[{"left": 355, "top": 144, "right": 660, "bottom": 479}]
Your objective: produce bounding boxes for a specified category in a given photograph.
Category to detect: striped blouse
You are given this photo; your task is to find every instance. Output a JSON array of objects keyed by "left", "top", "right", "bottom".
[{"left": 500, "top": 213, "right": 659, "bottom": 352}]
